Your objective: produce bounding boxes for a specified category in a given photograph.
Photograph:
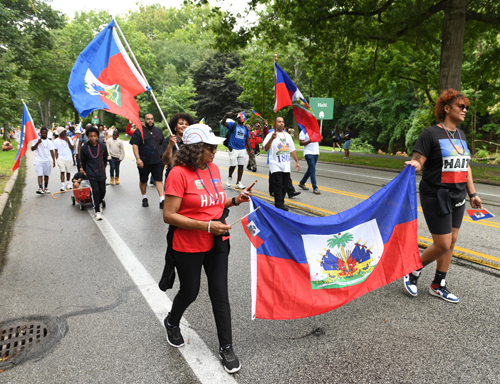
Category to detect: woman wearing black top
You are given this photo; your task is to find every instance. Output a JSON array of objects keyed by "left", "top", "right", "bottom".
[{"left": 403, "top": 89, "right": 482, "bottom": 303}]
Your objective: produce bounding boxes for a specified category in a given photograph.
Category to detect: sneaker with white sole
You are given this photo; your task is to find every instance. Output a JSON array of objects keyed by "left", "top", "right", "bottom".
[
  {"left": 44, "top": 188, "right": 50, "bottom": 194},
  {"left": 429, "top": 280, "right": 459, "bottom": 303},
  {"left": 95, "top": 212, "right": 102, "bottom": 221},
  {"left": 313, "top": 188, "right": 321, "bottom": 195},
  {"left": 66, "top": 182, "right": 73, "bottom": 190},
  {"left": 235, "top": 182, "right": 245, "bottom": 189},
  {"left": 403, "top": 273, "right": 419, "bottom": 296},
  {"left": 164, "top": 313, "right": 184, "bottom": 347},
  {"left": 298, "top": 184, "right": 309, "bottom": 190},
  {"left": 219, "top": 345, "right": 241, "bottom": 373},
  {"left": 36, "top": 188, "right": 44, "bottom": 194},
  {"left": 226, "top": 177, "right": 232, "bottom": 187}
]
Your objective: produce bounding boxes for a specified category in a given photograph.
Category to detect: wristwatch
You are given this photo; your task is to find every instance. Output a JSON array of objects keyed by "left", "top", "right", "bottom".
[{"left": 469, "top": 193, "right": 478, "bottom": 198}]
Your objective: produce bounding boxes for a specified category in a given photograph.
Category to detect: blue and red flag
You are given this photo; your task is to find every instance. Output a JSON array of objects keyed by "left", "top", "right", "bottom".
[
  {"left": 12, "top": 103, "right": 38, "bottom": 172},
  {"left": 68, "top": 19, "right": 148, "bottom": 137},
  {"left": 243, "top": 166, "right": 421, "bottom": 320},
  {"left": 252, "top": 109, "right": 261, "bottom": 117},
  {"left": 274, "top": 62, "right": 321, "bottom": 142},
  {"left": 467, "top": 208, "right": 494, "bottom": 221},
  {"left": 238, "top": 111, "right": 247, "bottom": 122}
]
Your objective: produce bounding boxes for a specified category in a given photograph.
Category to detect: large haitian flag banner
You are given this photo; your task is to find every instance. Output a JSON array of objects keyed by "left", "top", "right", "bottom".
[
  {"left": 67, "top": 19, "right": 148, "bottom": 134},
  {"left": 243, "top": 166, "right": 421, "bottom": 320}
]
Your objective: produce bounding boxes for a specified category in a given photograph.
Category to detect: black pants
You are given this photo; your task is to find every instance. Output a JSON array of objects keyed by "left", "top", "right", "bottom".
[
  {"left": 169, "top": 247, "right": 232, "bottom": 347},
  {"left": 109, "top": 158, "right": 120, "bottom": 178},
  {"left": 89, "top": 180, "right": 106, "bottom": 213},
  {"left": 270, "top": 171, "right": 291, "bottom": 208},
  {"left": 269, "top": 171, "right": 296, "bottom": 196}
]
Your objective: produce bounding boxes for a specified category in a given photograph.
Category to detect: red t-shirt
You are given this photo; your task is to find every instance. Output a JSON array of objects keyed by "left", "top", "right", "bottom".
[{"left": 165, "top": 163, "right": 227, "bottom": 253}]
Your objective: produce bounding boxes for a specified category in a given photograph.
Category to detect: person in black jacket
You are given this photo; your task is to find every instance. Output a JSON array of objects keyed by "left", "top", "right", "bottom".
[{"left": 80, "top": 126, "right": 108, "bottom": 221}]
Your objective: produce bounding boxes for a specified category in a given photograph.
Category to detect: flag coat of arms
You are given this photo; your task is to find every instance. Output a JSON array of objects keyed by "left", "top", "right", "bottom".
[
  {"left": 274, "top": 62, "right": 321, "bottom": 142},
  {"left": 243, "top": 166, "right": 421, "bottom": 320},
  {"left": 12, "top": 104, "right": 38, "bottom": 172},
  {"left": 67, "top": 19, "right": 148, "bottom": 132}
]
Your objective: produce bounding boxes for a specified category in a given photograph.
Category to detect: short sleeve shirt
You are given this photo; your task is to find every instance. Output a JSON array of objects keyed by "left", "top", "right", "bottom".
[
  {"left": 165, "top": 163, "right": 227, "bottom": 253},
  {"left": 299, "top": 131, "right": 319, "bottom": 155},
  {"left": 263, "top": 131, "right": 296, "bottom": 173},
  {"left": 30, "top": 138, "right": 54, "bottom": 163},
  {"left": 53, "top": 137, "right": 74, "bottom": 161},
  {"left": 227, "top": 122, "right": 248, "bottom": 150},
  {"left": 129, "top": 125, "right": 164, "bottom": 164},
  {"left": 413, "top": 125, "right": 471, "bottom": 196}
]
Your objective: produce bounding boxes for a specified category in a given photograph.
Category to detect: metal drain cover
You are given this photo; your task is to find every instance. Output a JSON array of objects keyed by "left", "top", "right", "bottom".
[{"left": 0, "top": 316, "right": 67, "bottom": 371}]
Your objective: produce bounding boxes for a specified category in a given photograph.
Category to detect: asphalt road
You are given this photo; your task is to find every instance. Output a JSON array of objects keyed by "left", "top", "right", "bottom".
[{"left": 1, "top": 147, "right": 499, "bottom": 384}]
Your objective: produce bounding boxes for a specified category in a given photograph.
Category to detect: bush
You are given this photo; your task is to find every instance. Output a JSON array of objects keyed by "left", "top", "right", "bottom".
[{"left": 350, "top": 138, "right": 375, "bottom": 153}]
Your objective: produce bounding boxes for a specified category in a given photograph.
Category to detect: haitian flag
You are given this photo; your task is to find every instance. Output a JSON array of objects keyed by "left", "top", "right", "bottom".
[
  {"left": 246, "top": 166, "right": 421, "bottom": 320},
  {"left": 252, "top": 109, "right": 261, "bottom": 117},
  {"left": 238, "top": 111, "right": 247, "bottom": 122},
  {"left": 12, "top": 103, "right": 38, "bottom": 172},
  {"left": 68, "top": 19, "right": 148, "bottom": 136},
  {"left": 274, "top": 62, "right": 321, "bottom": 142},
  {"left": 467, "top": 208, "right": 494, "bottom": 221}
]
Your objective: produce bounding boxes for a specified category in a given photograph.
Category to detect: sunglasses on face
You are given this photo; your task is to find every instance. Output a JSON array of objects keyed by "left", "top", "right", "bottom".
[
  {"left": 204, "top": 144, "right": 218, "bottom": 152},
  {"left": 456, "top": 104, "right": 468, "bottom": 111}
]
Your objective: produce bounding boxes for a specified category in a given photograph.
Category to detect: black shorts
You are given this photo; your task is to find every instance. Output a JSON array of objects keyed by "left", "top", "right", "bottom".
[
  {"left": 138, "top": 161, "right": 164, "bottom": 184},
  {"left": 420, "top": 193, "right": 466, "bottom": 235}
]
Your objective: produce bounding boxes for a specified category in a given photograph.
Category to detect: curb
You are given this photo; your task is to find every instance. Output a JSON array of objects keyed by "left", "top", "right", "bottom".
[{"left": 0, "top": 169, "right": 19, "bottom": 217}]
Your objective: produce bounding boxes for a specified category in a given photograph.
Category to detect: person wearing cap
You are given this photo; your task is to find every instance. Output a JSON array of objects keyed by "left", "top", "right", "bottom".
[
  {"left": 53, "top": 127, "right": 75, "bottom": 191},
  {"left": 162, "top": 124, "right": 251, "bottom": 374},
  {"left": 130, "top": 113, "right": 165, "bottom": 209},
  {"left": 162, "top": 113, "right": 194, "bottom": 182},
  {"left": 221, "top": 112, "right": 253, "bottom": 189}
]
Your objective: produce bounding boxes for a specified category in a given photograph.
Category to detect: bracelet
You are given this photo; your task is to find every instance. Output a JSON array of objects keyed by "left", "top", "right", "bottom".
[
  {"left": 136, "top": 158, "right": 140, "bottom": 161},
  {"left": 208, "top": 220, "right": 212, "bottom": 233},
  {"left": 469, "top": 193, "right": 478, "bottom": 198},
  {"left": 232, "top": 197, "right": 239, "bottom": 206}
]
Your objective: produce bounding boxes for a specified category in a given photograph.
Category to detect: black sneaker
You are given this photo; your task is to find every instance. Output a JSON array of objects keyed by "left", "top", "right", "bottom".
[
  {"left": 163, "top": 314, "right": 184, "bottom": 348},
  {"left": 276, "top": 205, "right": 289, "bottom": 211},
  {"left": 142, "top": 198, "right": 149, "bottom": 207},
  {"left": 288, "top": 191, "right": 301, "bottom": 198},
  {"left": 219, "top": 345, "right": 241, "bottom": 373},
  {"left": 159, "top": 200, "right": 164, "bottom": 209}
]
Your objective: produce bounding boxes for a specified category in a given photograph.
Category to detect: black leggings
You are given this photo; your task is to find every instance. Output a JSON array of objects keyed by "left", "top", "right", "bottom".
[
  {"left": 89, "top": 180, "right": 106, "bottom": 213},
  {"left": 169, "top": 246, "right": 232, "bottom": 347}
]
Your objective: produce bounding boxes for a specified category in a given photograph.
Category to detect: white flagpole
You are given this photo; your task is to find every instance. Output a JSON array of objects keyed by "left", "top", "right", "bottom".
[{"left": 113, "top": 19, "right": 176, "bottom": 142}]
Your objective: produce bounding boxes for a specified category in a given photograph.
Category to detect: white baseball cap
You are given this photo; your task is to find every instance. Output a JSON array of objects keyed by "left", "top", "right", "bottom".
[{"left": 183, "top": 124, "right": 225, "bottom": 145}]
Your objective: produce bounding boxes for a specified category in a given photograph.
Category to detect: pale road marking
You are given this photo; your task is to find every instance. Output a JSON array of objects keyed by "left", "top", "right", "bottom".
[{"left": 90, "top": 212, "right": 237, "bottom": 384}]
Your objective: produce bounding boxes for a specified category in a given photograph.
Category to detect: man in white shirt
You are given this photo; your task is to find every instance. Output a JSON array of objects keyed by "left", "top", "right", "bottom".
[
  {"left": 30, "top": 127, "right": 56, "bottom": 194},
  {"left": 298, "top": 130, "right": 321, "bottom": 194},
  {"left": 263, "top": 117, "right": 300, "bottom": 211},
  {"left": 53, "top": 127, "right": 75, "bottom": 191}
]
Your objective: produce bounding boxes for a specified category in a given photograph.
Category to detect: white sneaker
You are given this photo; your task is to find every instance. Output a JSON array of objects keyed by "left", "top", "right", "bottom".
[
  {"left": 235, "top": 182, "right": 245, "bottom": 189},
  {"left": 226, "top": 177, "right": 232, "bottom": 187},
  {"left": 66, "top": 182, "right": 73, "bottom": 190},
  {"left": 95, "top": 212, "right": 102, "bottom": 221}
]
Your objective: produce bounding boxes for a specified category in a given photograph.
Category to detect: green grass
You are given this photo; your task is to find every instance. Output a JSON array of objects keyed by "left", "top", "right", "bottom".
[{"left": 0, "top": 139, "right": 19, "bottom": 193}]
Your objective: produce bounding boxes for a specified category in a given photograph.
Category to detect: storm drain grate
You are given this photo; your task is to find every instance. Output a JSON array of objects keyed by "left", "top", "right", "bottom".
[{"left": 0, "top": 321, "right": 49, "bottom": 363}]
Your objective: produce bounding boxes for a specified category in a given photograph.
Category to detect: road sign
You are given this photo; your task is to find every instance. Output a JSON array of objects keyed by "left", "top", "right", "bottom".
[
  {"left": 310, "top": 98, "right": 334, "bottom": 120},
  {"left": 91, "top": 116, "right": 99, "bottom": 124}
]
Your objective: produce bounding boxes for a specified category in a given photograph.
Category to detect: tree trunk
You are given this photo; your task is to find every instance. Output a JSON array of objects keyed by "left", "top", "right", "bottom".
[
  {"left": 74, "top": 109, "right": 79, "bottom": 124},
  {"left": 438, "top": 0, "right": 466, "bottom": 94},
  {"left": 43, "top": 97, "right": 50, "bottom": 127},
  {"left": 98, "top": 110, "right": 104, "bottom": 125}
]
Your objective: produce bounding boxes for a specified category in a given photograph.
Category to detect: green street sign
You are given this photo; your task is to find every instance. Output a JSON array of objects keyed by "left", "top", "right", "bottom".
[
  {"left": 310, "top": 98, "right": 334, "bottom": 120},
  {"left": 91, "top": 116, "right": 99, "bottom": 124}
]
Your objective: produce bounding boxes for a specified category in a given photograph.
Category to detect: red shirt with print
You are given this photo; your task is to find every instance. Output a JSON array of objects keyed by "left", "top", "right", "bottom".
[{"left": 165, "top": 163, "right": 227, "bottom": 253}]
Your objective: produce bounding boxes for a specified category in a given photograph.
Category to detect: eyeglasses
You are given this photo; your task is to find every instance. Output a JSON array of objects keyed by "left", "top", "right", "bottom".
[
  {"left": 456, "top": 104, "right": 468, "bottom": 111},
  {"left": 204, "top": 144, "right": 218, "bottom": 152}
]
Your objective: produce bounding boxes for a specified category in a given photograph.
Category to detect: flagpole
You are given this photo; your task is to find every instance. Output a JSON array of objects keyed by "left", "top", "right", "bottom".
[
  {"left": 274, "top": 54, "right": 277, "bottom": 130},
  {"left": 113, "top": 19, "right": 176, "bottom": 143}
]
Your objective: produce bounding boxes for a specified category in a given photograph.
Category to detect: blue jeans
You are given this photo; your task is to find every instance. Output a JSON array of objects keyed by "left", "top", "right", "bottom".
[
  {"left": 300, "top": 154, "right": 318, "bottom": 189},
  {"left": 109, "top": 158, "right": 120, "bottom": 178}
]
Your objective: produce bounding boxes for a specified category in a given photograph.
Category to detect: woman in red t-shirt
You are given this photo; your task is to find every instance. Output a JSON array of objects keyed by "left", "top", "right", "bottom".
[{"left": 163, "top": 124, "right": 251, "bottom": 374}]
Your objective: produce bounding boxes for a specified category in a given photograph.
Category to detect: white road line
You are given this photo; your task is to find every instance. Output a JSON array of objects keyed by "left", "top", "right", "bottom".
[{"left": 91, "top": 212, "right": 237, "bottom": 384}]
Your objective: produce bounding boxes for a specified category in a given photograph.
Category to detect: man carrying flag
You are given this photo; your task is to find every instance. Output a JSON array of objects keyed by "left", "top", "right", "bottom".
[{"left": 13, "top": 103, "right": 38, "bottom": 173}]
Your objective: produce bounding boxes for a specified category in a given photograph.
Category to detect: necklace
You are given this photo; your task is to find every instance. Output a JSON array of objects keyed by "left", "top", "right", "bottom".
[
  {"left": 89, "top": 144, "right": 100, "bottom": 158},
  {"left": 439, "top": 122, "right": 465, "bottom": 156},
  {"left": 195, "top": 164, "right": 219, "bottom": 203},
  {"left": 59, "top": 137, "right": 67, "bottom": 147}
]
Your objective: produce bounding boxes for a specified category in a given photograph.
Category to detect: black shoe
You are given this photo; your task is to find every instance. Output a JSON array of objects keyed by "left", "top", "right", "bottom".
[
  {"left": 288, "top": 191, "right": 301, "bottom": 198},
  {"left": 159, "top": 200, "right": 164, "bottom": 209},
  {"left": 164, "top": 313, "right": 184, "bottom": 348},
  {"left": 219, "top": 345, "right": 241, "bottom": 374},
  {"left": 142, "top": 198, "right": 149, "bottom": 207},
  {"left": 269, "top": 192, "right": 274, "bottom": 197},
  {"left": 276, "top": 205, "right": 289, "bottom": 211},
  {"left": 101, "top": 199, "right": 106, "bottom": 208}
]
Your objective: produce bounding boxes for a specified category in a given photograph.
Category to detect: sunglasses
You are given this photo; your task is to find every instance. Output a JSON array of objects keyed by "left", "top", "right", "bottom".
[
  {"left": 204, "top": 144, "right": 218, "bottom": 152},
  {"left": 456, "top": 104, "right": 468, "bottom": 111}
]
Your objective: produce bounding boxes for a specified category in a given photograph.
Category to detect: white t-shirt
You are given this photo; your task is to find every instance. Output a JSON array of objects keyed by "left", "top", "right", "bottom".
[
  {"left": 299, "top": 131, "right": 319, "bottom": 155},
  {"left": 263, "top": 130, "right": 296, "bottom": 173},
  {"left": 53, "top": 137, "right": 74, "bottom": 161},
  {"left": 30, "top": 138, "right": 54, "bottom": 163}
]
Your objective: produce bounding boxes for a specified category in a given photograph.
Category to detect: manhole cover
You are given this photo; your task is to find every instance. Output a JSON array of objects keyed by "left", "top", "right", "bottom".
[{"left": 0, "top": 316, "right": 67, "bottom": 371}]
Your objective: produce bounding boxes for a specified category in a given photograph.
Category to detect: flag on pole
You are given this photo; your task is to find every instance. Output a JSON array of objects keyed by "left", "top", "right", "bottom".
[
  {"left": 274, "top": 62, "right": 321, "bottom": 142},
  {"left": 243, "top": 166, "right": 421, "bottom": 320},
  {"left": 252, "top": 109, "right": 261, "bottom": 118},
  {"left": 238, "top": 112, "right": 247, "bottom": 122},
  {"left": 199, "top": 118, "right": 206, "bottom": 124},
  {"left": 12, "top": 103, "right": 38, "bottom": 172},
  {"left": 67, "top": 19, "right": 148, "bottom": 138}
]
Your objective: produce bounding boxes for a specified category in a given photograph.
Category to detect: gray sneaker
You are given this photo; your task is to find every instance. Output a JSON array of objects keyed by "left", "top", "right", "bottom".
[
  {"left": 298, "top": 184, "right": 309, "bottom": 190},
  {"left": 313, "top": 188, "right": 321, "bottom": 195}
]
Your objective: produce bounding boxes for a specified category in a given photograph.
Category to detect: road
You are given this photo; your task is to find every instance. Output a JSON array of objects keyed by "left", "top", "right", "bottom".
[{"left": 1, "top": 147, "right": 499, "bottom": 383}]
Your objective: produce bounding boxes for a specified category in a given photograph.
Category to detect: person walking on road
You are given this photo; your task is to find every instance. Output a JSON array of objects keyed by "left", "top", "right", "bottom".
[
  {"left": 263, "top": 116, "right": 300, "bottom": 211},
  {"left": 298, "top": 129, "right": 321, "bottom": 194},
  {"left": 162, "top": 124, "right": 251, "bottom": 374},
  {"left": 80, "top": 127, "right": 109, "bottom": 221},
  {"left": 106, "top": 130, "right": 125, "bottom": 185},
  {"left": 162, "top": 113, "right": 193, "bottom": 181},
  {"left": 221, "top": 112, "right": 253, "bottom": 189},
  {"left": 30, "top": 127, "right": 56, "bottom": 194},
  {"left": 130, "top": 113, "right": 165, "bottom": 209},
  {"left": 404, "top": 89, "right": 482, "bottom": 303},
  {"left": 53, "top": 127, "right": 74, "bottom": 191}
]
